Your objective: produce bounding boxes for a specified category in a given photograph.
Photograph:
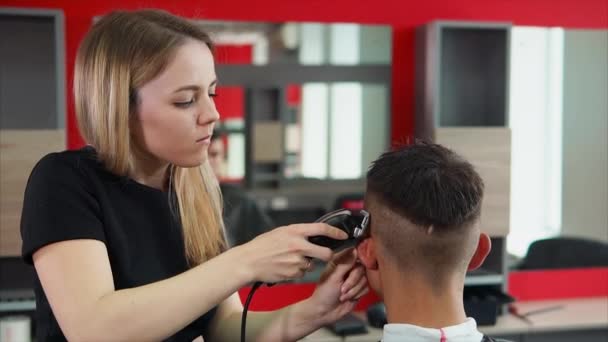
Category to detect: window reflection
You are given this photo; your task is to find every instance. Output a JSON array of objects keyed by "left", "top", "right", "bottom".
[
  {"left": 199, "top": 21, "right": 392, "bottom": 66},
  {"left": 330, "top": 83, "right": 362, "bottom": 179},
  {"left": 300, "top": 83, "right": 329, "bottom": 178},
  {"left": 283, "top": 83, "right": 389, "bottom": 180}
]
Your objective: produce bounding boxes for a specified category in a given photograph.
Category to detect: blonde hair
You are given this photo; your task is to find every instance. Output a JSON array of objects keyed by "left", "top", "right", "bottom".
[{"left": 74, "top": 9, "right": 225, "bottom": 265}]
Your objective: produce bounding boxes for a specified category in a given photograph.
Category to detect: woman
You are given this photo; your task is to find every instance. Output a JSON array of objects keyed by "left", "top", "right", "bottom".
[{"left": 20, "top": 9, "right": 368, "bottom": 341}]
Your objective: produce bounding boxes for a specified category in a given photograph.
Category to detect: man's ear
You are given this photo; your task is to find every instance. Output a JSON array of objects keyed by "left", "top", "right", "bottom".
[
  {"left": 356, "top": 238, "right": 379, "bottom": 270},
  {"left": 468, "top": 232, "right": 491, "bottom": 271}
]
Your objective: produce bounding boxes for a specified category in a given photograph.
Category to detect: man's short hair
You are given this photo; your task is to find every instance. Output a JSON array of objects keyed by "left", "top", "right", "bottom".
[{"left": 365, "top": 140, "right": 484, "bottom": 283}]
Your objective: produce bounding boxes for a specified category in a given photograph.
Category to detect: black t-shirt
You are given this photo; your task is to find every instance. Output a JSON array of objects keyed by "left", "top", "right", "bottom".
[{"left": 20, "top": 146, "right": 217, "bottom": 341}]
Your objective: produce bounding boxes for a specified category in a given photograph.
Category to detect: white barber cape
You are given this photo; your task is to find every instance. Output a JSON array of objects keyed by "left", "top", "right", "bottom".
[{"left": 382, "top": 317, "right": 484, "bottom": 342}]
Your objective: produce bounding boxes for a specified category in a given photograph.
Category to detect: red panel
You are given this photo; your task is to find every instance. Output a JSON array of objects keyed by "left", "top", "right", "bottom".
[
  {"left": 238, "top": 284, "right": 315, "bottom": 311},
  {"left": 3, "top": 0, "right": 606, "bottom": 149},
  {"left": 508, "top": 267, "right": 608, "bottom": 301},
  {"left": 215, "top": 86, "right": 245, "bottom": 119},
  {"left": 286, "top": 84, "right": 302, "bottom": 106},
  {"left": 214, "top": 44, "right": 253, "bottom": 64},
  {"left": 238, "top": 283, "right": 380, "bottom": 311},
  {"left": 340, "top": 200, "right": 365, "bottom": 211}
]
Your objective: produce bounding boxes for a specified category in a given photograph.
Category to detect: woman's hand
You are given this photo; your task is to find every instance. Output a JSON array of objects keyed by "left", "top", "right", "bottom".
[
  {"left": 306, "top": 248, "right": 369, "bottom": 325},
  {"left": 231, "top": 223, "right": 348, "bottom": 284},
  {"left": 236, "top": 246, "right": 368, "bottom": 342}
]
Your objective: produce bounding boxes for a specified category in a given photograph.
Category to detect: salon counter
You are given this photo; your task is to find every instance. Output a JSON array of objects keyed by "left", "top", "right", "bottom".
[{"left": 300, "top": 297, "right": 608, "bottom": 342}]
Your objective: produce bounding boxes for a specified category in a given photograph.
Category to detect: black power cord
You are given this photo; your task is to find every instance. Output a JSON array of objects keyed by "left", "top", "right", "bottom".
[{"left": 241, "top": 281, "right": 263, "bottom": 342}]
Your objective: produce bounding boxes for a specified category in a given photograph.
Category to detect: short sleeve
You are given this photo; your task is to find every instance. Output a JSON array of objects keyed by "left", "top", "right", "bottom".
[{"left": 20, "top": 153, "right": 106, "bottom": 264}]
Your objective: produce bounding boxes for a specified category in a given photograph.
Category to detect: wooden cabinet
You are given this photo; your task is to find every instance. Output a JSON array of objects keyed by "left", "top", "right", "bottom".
[
  {"left": 0, "top": 130, "right": 65, "bottom": 256},
  {"left": 415, "top": 21, "right": 511, "bottom": 141},
  {"left": 414, "top": 21, "right": 513, "bottom": 237},
  {"left": 0, "top": 9, "right": 66, "bottom": 257},
  {"left": 436, "top": 127, "right": 511, "bottom": 237},
  {"left": 414, "top": 21, "right": 513, "bottom": 296}
]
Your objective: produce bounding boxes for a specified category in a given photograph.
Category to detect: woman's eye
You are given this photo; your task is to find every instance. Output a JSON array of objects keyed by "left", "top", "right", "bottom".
[
  {"left": 209, "top": 93, "right": 218, "bottom": 98},
  {"left": 174, "top": 99, "right": 194, "bottom": 108}
]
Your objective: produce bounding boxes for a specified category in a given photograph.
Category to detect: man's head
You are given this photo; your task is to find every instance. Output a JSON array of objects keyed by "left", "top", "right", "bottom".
[{"left": 357, "top": 141, "right": 491, "bottom": 295}]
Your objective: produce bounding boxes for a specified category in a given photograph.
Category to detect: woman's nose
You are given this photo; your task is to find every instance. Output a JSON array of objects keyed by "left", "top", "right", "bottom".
[{"left": 197, "top": 99, "right": 220, "bottom": 125}]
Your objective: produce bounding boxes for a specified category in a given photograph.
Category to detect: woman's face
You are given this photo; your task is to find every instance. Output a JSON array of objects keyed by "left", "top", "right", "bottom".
[{"left": 131, "top": 39, "right": 219, "bottom": 168}]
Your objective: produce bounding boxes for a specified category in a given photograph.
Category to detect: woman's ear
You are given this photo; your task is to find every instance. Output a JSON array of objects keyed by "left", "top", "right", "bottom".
[
  {"left": 357, "top": 238, "right": 379, "bottom": 270},
  {"left": 468, "top": 233, "right": 491, "bottom": 271}
]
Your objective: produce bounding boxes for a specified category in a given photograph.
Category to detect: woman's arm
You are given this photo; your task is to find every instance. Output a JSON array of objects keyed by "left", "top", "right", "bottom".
[
  {"left": 205, "top": 293, "right": 324, "bottom": 342},
  {"left": 34, "top": 223, "right": 346, "bottom": 342},
  {"left": 33, "top": 239, "right": 252, "bottom": 342}
]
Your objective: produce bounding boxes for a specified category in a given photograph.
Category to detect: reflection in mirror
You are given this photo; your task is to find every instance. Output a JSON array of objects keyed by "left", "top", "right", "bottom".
[
  {"left": 213, "top": 82, "right": 390, "bottom": 183},
  {"left": 507, "top": 26, "right": 608, "bottom": 267},
  {"left": 508, "top": 26, "right": 564, "bottom": 257},
  {"left": 283, "top": 83, "right": 389, "bottom": 180},
  {"left": 202, "top": 20, "right": 392, "bottom": 186},
  {"left": 213, "top": 86, "right": 246, "bottom": 182},
  {"left": 217, "top": 120, "right": 246, "bottom": 181},
  {"left": 198, "top": 20, "right": 391, "bottom": 66}
]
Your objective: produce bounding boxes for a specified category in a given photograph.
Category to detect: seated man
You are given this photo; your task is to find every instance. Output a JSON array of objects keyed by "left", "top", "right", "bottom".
[
  {"left": 357, "top": 141, "right": 495, "bottom": 342},
  {"left": 208, "top": 134, "right": 275, "bottom": 247}
]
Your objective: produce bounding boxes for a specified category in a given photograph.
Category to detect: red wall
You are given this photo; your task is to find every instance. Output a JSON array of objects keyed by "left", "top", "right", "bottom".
[
  {"left": 213, "top": 45, "right": 252, "bottom": 120},
  {"left": 2, "top": 0, "right": 607, "bottom": 148}
]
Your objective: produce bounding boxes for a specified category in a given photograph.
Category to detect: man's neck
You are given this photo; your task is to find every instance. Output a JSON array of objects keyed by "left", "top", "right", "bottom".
[{"left": 380, "top": 266, "right": 468, "bottom": 329}]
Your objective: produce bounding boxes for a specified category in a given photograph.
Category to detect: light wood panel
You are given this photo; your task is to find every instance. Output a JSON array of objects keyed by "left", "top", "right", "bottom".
[
  {"left": 253, "top": 122, "right": 283, "bottom": 162},
  {"left": 436, "top": 127, "right": 511, "bottom": 237},
  {"left": 0, "top": 129, "right": 65, "bottom": 256}
]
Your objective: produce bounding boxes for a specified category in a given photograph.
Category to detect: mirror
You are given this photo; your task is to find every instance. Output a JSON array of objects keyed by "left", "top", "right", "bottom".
[
  {"left": 198, "top": 20, "right": 391, "bottom": 66},
  {"left": 507, "top": 26, "right": 608, "bottom": 267},
  {"left": 213, "top": 82, "right": 390, "bottom": 183},
  {"left": 202, "top": 20, "right": 392, "bottom": 184}
]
